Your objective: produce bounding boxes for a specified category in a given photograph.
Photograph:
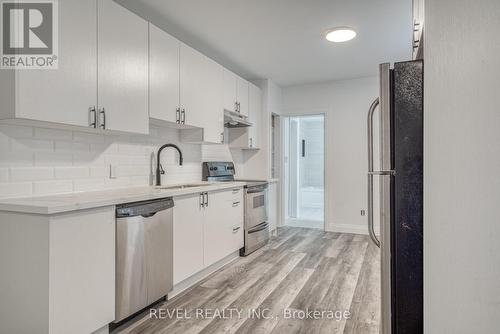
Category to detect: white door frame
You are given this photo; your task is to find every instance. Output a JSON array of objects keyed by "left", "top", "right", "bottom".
[{"left": 279, "top": 109, "right": 328, "bottom": 231}]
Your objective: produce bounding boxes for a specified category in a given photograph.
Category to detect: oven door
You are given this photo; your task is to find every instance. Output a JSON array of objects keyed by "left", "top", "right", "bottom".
[{"left": 245, "top": 185, "right": 268, "bottom": 230}]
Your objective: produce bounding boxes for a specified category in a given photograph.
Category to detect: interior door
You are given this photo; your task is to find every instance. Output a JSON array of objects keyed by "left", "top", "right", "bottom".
[
  {"left": 97, "top": 0, "right": 149, "bottom": 134},
  {"left": 17, "top": 0, "right": 97, "bottom": 128},
  {"left": 149, "top": 23, "right": 180, "bottom": 124}
]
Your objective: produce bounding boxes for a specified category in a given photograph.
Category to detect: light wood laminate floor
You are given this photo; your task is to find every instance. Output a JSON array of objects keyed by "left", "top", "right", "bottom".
[{"left": 115, "top": 227, "right": 380, "bottom": 334}]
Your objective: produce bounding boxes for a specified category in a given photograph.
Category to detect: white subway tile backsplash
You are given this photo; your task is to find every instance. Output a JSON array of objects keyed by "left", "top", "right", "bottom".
[
  {"left": 73, "top": 131, "right": 105, "bottom": 144},
  {"left": 11, "top": 138, "right": 53, "bottom": 151},
  {"left": 0, "top": 151, "right": 34, "bottom": 166},
  {"left": 117, "top": 165, "right": 148, "bottom": 177},
  {"left": 34, "top": 128, "right": 72, "bottom": 141},
  {"left": 0, "top": 134, "right": 9, "bottom": 151},
  {"left": 0, "top": 168, "right": 9, "bottom": 182},
  {"left": 0, "top": 125, "right": 33, "bottom": 138},
  {"left": 90, "top": 166, "right": 108, "bottom": 178},
  {"left": 10, "top": 167, "right": 54, "bottom": 182},
  {"left": 0, "top": 182, "right": 32, "bottom": 198},
  {"left": 34, "top": 152, "right": 73, "bottom": 166},
  {"left": 55, "top": 167, "right": 89, "bottom": 180},
  {"left": 73, "top": 178, "right": 106, "bottom": 192},
  {"left": 55, "top": 141, "right": 90, "bottom": 153},
  {"left": 0, "top": 125, "right": 237, "bottom": 198},
  {"left": 33, "top": 180, "right": 73, "bottom": 195},
  {"left": 73, "top": 152, "right": 105, "bottom": 166}
]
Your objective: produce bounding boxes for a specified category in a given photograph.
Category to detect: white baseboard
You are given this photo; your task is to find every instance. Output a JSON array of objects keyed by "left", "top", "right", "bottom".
[
  {"left": 326, "top": 223, "right": 380, "bottom": 235},
  {"left": 168, "top": 251, "right": 240, "bottom": 299}
]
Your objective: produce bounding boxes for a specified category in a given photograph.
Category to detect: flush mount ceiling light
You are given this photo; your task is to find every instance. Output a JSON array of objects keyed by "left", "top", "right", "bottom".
[{"left": 325, "top": 27, "right": 357, "bottom": 43}]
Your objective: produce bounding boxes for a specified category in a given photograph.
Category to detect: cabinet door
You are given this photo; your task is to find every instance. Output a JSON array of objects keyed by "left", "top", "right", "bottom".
[
  {"left": 179, "top": 43, "right": 206, "bottom": 128},
  {"left": 237, "top": 76, "right": 249, "bottom": 117},
  {"left": 16, "top": 0, "right": 97, "bottom": 128},
  {"left": 203, "top": 190, "right": 244, "bottom": 267},
  {"left": 149, "top": 23, "right": 180, "bottom": 124},
  {"left": 173, "top": 193, "right": 205, "bottom": 284},
  {"left": 248, "top": 83, "right": 262, "bottom": 148},
  {"left": 222, "top": 68, "right": 238, "bottom": 113},
  {"left": 201, "top": 60, "right": 225, "bottom": 144},
  {"left": 98, "top": 0, "right": 149, "bottom": 134},
  {"left": 49, "top": 206, "right": 115, "bottom": 334}
]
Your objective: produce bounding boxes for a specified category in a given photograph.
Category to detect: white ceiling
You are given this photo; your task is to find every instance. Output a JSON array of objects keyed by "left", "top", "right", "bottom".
[{"left": 117, "top": 0, "right": 412, "bottom": 87}]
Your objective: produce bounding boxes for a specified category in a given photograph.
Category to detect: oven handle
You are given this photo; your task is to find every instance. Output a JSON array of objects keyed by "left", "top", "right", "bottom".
[
  {"left": 248, "top": 222, "right": 269, "bottom": 234},
  {"left": 246, "top": 186, "right": 267, "bottom": 194}
]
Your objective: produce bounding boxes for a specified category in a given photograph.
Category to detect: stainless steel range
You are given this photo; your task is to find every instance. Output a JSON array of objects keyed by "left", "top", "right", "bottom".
[{"left": 202, "top": 162, "right": 269, "bottom": 256}]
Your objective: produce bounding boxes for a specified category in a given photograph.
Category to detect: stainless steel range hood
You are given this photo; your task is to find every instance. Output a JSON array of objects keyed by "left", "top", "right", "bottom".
[{"left": 224, "top": 110, "right": 253, "bottom": 128}]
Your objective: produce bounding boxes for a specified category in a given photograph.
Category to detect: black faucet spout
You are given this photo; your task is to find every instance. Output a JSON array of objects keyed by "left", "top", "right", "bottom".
[{"left": 155, "top": 144, "right": 183, "bottom": 186}]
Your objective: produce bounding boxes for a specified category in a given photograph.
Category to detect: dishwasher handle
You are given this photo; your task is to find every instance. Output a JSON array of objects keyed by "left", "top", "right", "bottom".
[{"left": 116, "top": 198, "right": 174, "bottom": 218}]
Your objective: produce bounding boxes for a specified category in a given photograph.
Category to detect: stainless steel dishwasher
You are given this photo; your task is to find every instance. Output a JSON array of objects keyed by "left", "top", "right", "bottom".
[{"left": 114, "top": 198, "right": 174, "bottom": 323}]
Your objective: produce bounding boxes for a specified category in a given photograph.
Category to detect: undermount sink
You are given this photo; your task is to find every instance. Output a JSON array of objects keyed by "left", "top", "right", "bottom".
[{"left": 155, "top": 183, "right": 210, "bottom": 190}]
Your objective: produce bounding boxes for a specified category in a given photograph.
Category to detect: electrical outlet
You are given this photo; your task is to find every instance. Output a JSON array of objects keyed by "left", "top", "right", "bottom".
[{"left": 361, "top": 210, "right": 366, "bottom": 216}]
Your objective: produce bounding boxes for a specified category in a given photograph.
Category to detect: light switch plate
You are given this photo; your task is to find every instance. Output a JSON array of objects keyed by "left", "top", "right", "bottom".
[{"left": 109, "top": 165, "right": 118, "bottom": 179}]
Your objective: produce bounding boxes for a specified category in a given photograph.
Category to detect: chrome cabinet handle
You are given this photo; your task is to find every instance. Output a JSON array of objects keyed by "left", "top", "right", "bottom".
[
  {"left": 220, "top": 132, "right": 224, "bottom": 143},
  {"left": 181, "top": 108, "right": 186, "bottom": 124},
  {"left": 176, "top": 107, "right": 180, "bottom": 124},
  {"left": 200, "top": 193, "right": 205, "bottom": 208},
  {"left": 249, "top": 137, "right": 253, "bottom": 148},
  {"left": 204, "top": 192, "right": 208, "bottom": 207},
  {"left": 367, "top": 98, "right": 381, "bottom": 248},
  {"left": 232, "top": 201, "right": 240, "bottom": 207},
  {"left": 89, "top": 106, "right": 97, "bottom": 128},
  {"left": 232, "top": 226, "right": 241, "bottom": 233},
  {"left": 99, "top": 107, "right": 106, "bottom": 129},
  {"left": 232, "top": 189, "right": 240, "bottom": 194}
]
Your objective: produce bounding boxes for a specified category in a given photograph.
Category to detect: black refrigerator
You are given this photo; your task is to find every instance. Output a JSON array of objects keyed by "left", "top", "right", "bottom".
[{"left": 367, "top": 60, "right": 423, "bottom": 334}]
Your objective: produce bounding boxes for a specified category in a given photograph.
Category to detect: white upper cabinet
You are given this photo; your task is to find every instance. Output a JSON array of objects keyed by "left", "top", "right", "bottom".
[
  {"left": 223, "top": 69, "right": 238, "bottom": 113},
  {"left": 237, "top": 76, "right": 249, "bottom": 117},
  {"left": 149, "top": 23, "right": 180, "bottom": 125},
  {"left": 222, "top": 68, "right": 249, "bottom": 117},
  {"left": 179, "top": 43, "right": 207, "bottom": 129},
  {"left": 200, "top": 59, "right": 225, "bottom": 144},
  {"left": 97, "top": 0, "right": 149, "bottom": 135},
  {"left": 179, "top": 43, "right": 225, "bottom": 143},
  {"left": 248, "top": 83, "right": 262, "bottom": 148},
  {"left": 2, "top": 0, "right": 97, "bottom": 128},
  {"left": 228, "top": 82, "right": 262, "bottom": 149}
]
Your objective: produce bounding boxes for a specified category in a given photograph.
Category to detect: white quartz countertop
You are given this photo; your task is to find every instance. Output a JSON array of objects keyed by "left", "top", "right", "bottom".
[{"left": 0, "top": 182, "right": 246, "bottom": 215}]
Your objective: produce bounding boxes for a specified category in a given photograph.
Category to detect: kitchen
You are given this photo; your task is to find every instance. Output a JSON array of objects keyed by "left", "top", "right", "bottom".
[{"left": 1, "top": 1, "right": 499, "bottom": 334}]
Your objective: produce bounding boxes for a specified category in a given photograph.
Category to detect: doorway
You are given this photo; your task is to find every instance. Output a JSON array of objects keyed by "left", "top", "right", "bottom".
[{"left": 283, "top": 115, "right": 325, "bottom": 229}]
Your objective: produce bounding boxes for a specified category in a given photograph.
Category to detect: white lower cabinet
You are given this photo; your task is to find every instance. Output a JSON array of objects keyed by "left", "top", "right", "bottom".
[
  {"left": 173, "top": 193, "right": 205, "bottom": 284},
  {"left": 203, "top": 189, "right": 244, "bottom": 267},
  {"left": 0, "top": 206, "right": 115, "bottom": 334},
  {"left": 173, "top": 188, "right": 244, "bottom": 284}
]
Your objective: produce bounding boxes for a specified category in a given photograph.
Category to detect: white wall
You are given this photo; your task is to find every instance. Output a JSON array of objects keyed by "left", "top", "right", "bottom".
[
  {"left": 0, "top": 124, "right": 242, "bottom": 198},
  {"left": 282, "top": 76, "right": 379, "bottom": 234},
  {"left": 424, "top": 0, "right": 500, "bottom": 333}
]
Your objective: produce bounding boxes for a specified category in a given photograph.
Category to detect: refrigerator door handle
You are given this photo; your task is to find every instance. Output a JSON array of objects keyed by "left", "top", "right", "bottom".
[{"left": 367, "top": 98, "right": 381, "bottom": 248}]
